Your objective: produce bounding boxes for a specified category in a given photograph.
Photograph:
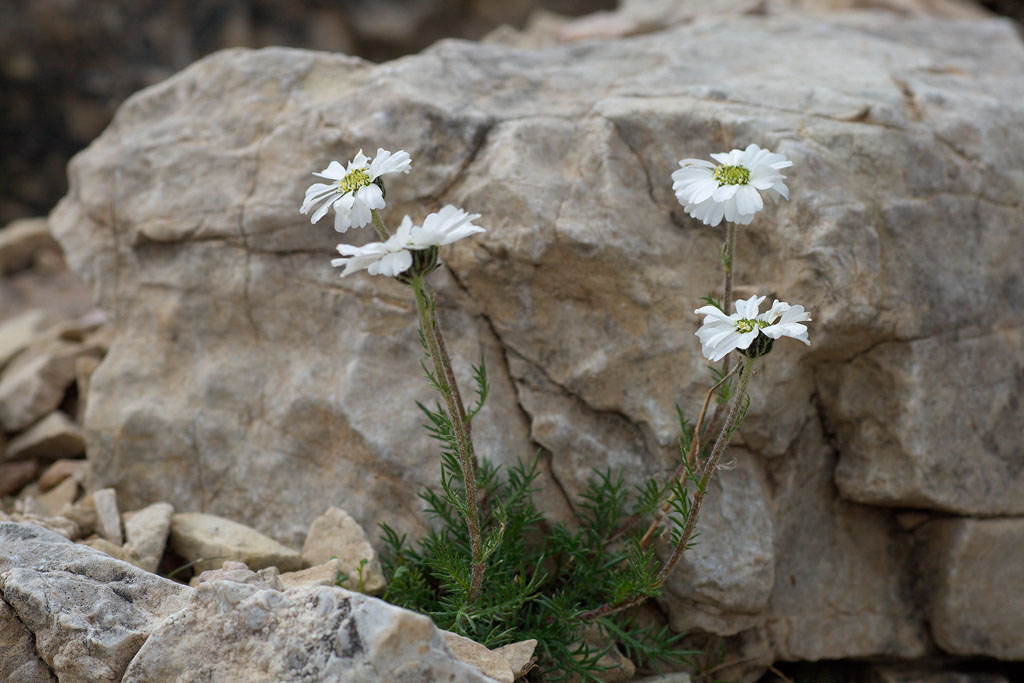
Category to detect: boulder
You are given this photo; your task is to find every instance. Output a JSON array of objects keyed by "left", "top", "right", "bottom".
[
  {"left": 45, "top": 6, "right": 1024, "bottom": 671},
  {"left": 0, "top": 459, "right": 37, "bottom": 497},
  {"left": 37, "top": 458, "right": 87, "bottom": 491},
  {"left": 918, "top": 518, "right": 1024, "bottom": 660},
  {"left": 0, "top": 522, "right": 190, "bottom": 682},
  {"left": 122, "top": 581, "right": 499, "bottom": 682},
  {"left": 169, "top": 512, "right": 303, "bottom": 573},
  {"left": 0, "top": 309, "right": 47, "bottom": 368}
]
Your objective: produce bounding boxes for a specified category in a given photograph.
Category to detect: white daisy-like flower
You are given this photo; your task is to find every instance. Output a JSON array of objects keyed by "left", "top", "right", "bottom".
[
  {"left": 695, "top": 295, "right": 811, "bottom": 362},
  {"left": 672, "top": 144, "right": 792, "bottom": 227},
  {"left": 300, "top": 148, "right": 412, "bottom": 232},
  {"left": 330, "top": 206, "right": 484, "bottom": 278}
]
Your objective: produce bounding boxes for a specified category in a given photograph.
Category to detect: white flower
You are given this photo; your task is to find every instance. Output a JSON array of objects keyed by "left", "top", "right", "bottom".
[
  {"left": 300, "top": 148, "right": 411, "bottom": 232},
  {"left": 672, "top": 144, "right": 792, "bottom": 227},
  {"left": 695, "top": 295, "right": 811, "bottom": 362},
  {"left": 331, "top": 205, "right": 484, "bottom": 278}
]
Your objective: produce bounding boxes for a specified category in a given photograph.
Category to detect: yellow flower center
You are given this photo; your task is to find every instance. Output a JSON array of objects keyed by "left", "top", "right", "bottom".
[
  {"left": 714, "top": 165, "right": 751, "bottom": 186},
  {"left": 338, "top": 168, "right": 371, "bottom": 194},
  {"left": 735, "top": 318, "right": 768, "bottom": 333}
]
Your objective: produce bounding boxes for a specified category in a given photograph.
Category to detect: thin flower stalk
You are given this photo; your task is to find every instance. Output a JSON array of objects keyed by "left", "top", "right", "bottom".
[
  {"left": 410, "top": 275, "right": 485, "bottom": 602},
  {"left": 636, "top": 361, "right": 742, "bottom": 549},
  {"left": 720, "top": 222, "right": 737, "bottom": 377},
  {"left": 653, "top": 355, "right": 753, "bottom": 586}
]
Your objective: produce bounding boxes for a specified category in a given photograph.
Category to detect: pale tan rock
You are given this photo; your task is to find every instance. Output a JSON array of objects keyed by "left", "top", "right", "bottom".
[
  {"left": 494, "top": 638, "right": 537, "bottom": 679},
  {"left": 34, "top": 476, "right": 79, "bottom": 516},
  {"left": 74, "top": 354, "right": 102, "bottom": 422},
  {"left": 0, "top": 309, "right": 48, "bottom": 369},
  {"left": 192, "top": 560, "right": 272, "bottom": 588},
  {"left": 0, "top": 596, "right": 56, "bottom": 683},
  {"left": 279, "top": 558, "right": 344, "bottom": 589},
  {"left": 302, "top": 506, "right": 385, "bottom": 594},
  {"left": 0, "top": 337, "right": 100, "bottom": 433},
  {"left": 0, "top": 460, "right": 37, "bottom": 497},
  {"left": 92, "top": 487, "right": 123, "bottom": 545},
  {"left": 83, "top": 536, "right": 140, "bottom": 565},
  {"left": 62, "top": 492, "right": 97, "bottom": 537},
  {"left": 10, "top": 513, "right": 81, "bottom": 539},
  {"left": 0, "top": 217, "right": 60, "bottom": 274},
  {"left": 170, "top": 512, "right": 303, "bottom": 573},
  {"left": 123, "top": 582, "right": 495, "bottom": 682},
  {"left": 443, "top": 630, "right": 515, "bottom": 683},
  {"left": 919, "top": 518, "right": 1024, "bottom": 660},
  {"left": 570, "top": 625, "right": 635, "bottom": 682},
  {"left": 38, "top": 458, "right": 87, "bottom": 492},
  {"left": 4, "top": 411, "right": 85, "bottom": 462},
  {"left": 123, "top": 501, "right": 174, "bottom": 574}
]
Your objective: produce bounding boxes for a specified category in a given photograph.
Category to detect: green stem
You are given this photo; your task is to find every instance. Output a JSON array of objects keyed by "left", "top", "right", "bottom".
[
  {"left": 720, "top": 222, "right": 737, "bottom": 377},
  {"left": 371, "top": 209, "right": 390, "bottom": 241},
  {"left": 653, "top": 355, "right": 752, "bottom": 587},
  {"left": 410, "top": 276, "right": 485, "bottom": 602},
  {"left": 579, "top": 355, "right": 754, "bottom": 622}
]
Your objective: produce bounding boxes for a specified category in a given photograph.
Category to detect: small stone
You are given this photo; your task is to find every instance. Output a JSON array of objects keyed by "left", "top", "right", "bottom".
[
  {"left": 5, "top": 411, "right": 86, "bottom": 462},
  {"left": 0, "top": 309, "right": 48, "bottom": 369},
  {"left": 494, "top": 638, "right": 538, "bottom": 679},
  {"left": 92, "top": 487, "right": 123, "bottom": 545},
  {"left": 34, "top": 476, "right": 79, "bottom": 516},
  {"left": 170, "top": 512, "right": 303, "bottom": 573},
  {"left": 279, "top": 558, "right": 344, "bottom": 589},
  {"left": 38, "top": 458, "right": 87, "bottom": 491},
  {"left": 0, "top": 336, "right": 98, "bottom": 433},
  {"left": 123, "top": 501, "right": 174, "bottom": 574},
  {"left": 443, "top": 630, "right": 515, "bottom": 683},
  {"left": 62, "top": 492, "right": 97, "bottom": 537},
  {"left": 82, "top": 536, "right": 140, "bottom": 565},
  {"left": 0, "top": 460, "right": 37, "bottom": 497},
  {"left": 302, "top": 506, "right": 385, "bottom": 594},
  {"left": 192, "top": 560, "right": 275, "bottom": 588},
  {"left": 73, "top": 354, "right": 101, "bottom": 421},
  {"left": 256, "top": 566, "right": 284, "bottom": 591},
  {"left": 0, "top": 217, "right": 60, "bottom": 274}
]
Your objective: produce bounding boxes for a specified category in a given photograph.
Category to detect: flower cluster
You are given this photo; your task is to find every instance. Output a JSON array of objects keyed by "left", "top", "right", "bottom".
[
  {"left": 332, "top": 206, "right": 484, "bottom": 278},
  {"left": 695, "top": 295, "right": 811, "bottom": 362},
  {"left": 672, "top": 143, "right": 792, "bottom": 227},
  {"left": 302, "top": 149, "right": 485, "bottom": 280},
  {"left": 300, "top": 148, "right": 411, "bottom": 232}
]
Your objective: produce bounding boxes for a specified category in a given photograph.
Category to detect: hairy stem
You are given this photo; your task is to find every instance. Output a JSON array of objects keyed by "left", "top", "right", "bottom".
[
  {"left": 653, "top": 355, "right": 752, "bottom": 586},
  {"left": 371, "top": 209, "right": 390, "bottom": 241},
  {"left": 636, "top": 362, "right": 742, "bottom": 549},
  {"left": 411, "top": 276, "right": 484, "bottom": 602},
  {"left": 581, "top": 356, "right": 753, "bottom": 622},
  {"left": 720, "top": 222, "right": 737, "bottom": 377}
]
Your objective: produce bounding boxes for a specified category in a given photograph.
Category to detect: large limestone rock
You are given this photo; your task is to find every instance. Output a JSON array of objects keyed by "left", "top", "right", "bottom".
[
  {"left": 169, "top": 512, "right": 304, "bottom": 573},
  {"left": 0, "top": 596, "right": 55, "bottom": 683},
  {"left": 0, "top": 522, "right": 190, "bottom": 682},
  {"left": 918, "top": 518, "right": 1024, "bottom": 660},
  {"left": 122, "top": 580, "right": 499, "bottom": 682},
  {"left": 47, "top": 5, "right": 1024, "bottom": 671}
]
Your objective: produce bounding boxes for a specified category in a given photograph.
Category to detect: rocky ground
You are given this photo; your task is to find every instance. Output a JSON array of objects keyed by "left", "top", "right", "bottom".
[{"left": 3, "top": 0, "right": 1024, "bottom": 681}]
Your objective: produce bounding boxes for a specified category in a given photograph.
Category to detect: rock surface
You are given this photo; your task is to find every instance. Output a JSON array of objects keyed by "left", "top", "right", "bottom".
[
  {"left": 122, "top": 580, "right": 499, "bottom": 682},
  {"left": 43, "top": 5, "right": 1024, "bottom": 676},
  {"left": 93, "top": 487, "right": 123, "bottom": 545},
  {"left": 302, "top": 506, "right": 385, "bottom": 594},
  {"left": 0, "top": 596, "right": 55, "bottom": 683},
  {"left": 918, "top": 518, "right": 1024, "bottom": 660},
  {"left": 169, "top": 512, "right": 303, "bottom": 573},
  {"left": 0, "top": 522, "right": 190, "bottom": 682},
  {"left": 4, "top": 411, "right": 86, "bottom": 462},
  {"left": 123, "top": 501, "right": 175, "bottom": 574}
]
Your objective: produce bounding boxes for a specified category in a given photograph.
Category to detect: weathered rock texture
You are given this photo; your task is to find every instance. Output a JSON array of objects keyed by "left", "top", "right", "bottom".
[
  {"left": 0, "top": 522, "right": 190, "bottom": 682},
  {"left": 48, "top": 7, "right": 1024, "bottom": 675},
  {"left": 122, "top": 580, "right": 499, "bottom": 682}
]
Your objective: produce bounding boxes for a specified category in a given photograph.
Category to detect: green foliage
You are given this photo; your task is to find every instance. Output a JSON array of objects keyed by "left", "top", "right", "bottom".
[{"left": 381, "top": 446, "right": 697, "bottom": 679}]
